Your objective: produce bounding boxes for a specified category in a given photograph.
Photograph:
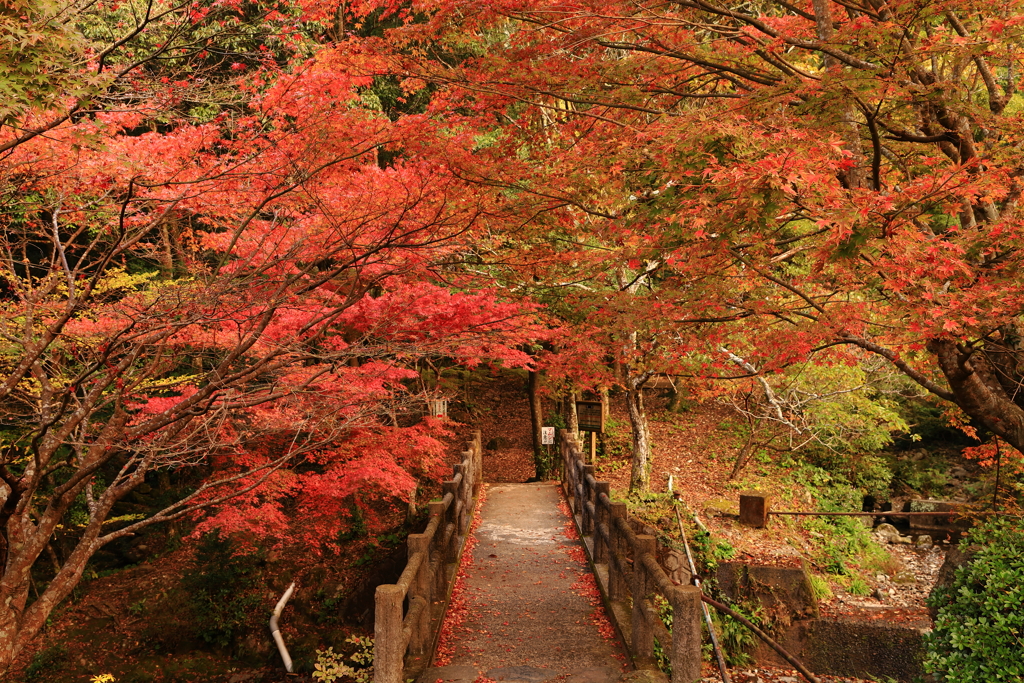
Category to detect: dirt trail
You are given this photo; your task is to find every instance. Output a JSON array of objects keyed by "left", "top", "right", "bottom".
[{"left": 421, "top": 483, "right": 628, "bottom": 683}]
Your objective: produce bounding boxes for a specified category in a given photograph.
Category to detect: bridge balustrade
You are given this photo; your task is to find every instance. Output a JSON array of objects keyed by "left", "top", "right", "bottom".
[
  {"left": 560, "top": 430, "right": 703, "bottom": 683},
  {"left": 374, "top": 430, "right": 483, "bottom": 683}
]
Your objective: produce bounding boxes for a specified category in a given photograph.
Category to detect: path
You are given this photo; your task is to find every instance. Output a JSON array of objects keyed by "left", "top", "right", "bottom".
[{"left": 421, "top": 483, "right": 628, "bottom": 683}]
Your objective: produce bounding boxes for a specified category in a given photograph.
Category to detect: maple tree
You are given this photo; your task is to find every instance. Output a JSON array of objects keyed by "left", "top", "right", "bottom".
[
  {"left": 0, "top": 0, "right": 545, "bottom": 669},
  {"left": 353, "top": 0, "right": 1024, "bottom": 491}
]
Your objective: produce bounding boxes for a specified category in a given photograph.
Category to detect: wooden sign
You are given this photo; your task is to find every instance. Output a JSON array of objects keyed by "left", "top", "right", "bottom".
[
  {"left": 576, "top": 400, "right": 605, "bottom": 433},
  {"left": 426, "top": 398, "right": 448, "bottom": 418}
]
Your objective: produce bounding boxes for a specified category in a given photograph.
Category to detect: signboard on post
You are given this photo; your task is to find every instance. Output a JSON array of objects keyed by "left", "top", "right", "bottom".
[
  {"left": 426, "top": 398, "right": 448, "bottom": 419},
  {"left": 541, "top": 427, "right": 555, "bottom": 445},
  {"left": 575, "top": 400, "right": 606, "bottom": 433}
]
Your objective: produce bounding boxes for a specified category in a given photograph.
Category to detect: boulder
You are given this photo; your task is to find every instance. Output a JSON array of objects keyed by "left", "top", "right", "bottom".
[
  {"left": 872, "top": 523, "right": 901, "bottom": 544},
  {"left": 928, "top": 544, "right": 981, "bottom": 619},
  {"left": 485, "top": 436, "right": 511, "bottom": 451}
]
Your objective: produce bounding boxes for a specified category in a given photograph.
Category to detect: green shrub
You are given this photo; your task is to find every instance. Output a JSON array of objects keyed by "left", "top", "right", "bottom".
[
  {"left": 925, "top": 519, "right": 1024, "bottom": 682},
  {"left": 183, "top": 533, "right": 266, "bottom": 650},
  {"left": 808, "top": 573, "right": 833, "bottom": 601},
  {"left": 25, "top": 644, "right": 69, "bottom": 681},
  {"left": 710, "top": 603, "right": 761, "bottom": 667}
]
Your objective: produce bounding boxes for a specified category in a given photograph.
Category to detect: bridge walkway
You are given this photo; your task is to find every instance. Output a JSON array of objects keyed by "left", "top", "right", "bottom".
[{"left": 419, "top": 482, "right": 629, "bottom": 683}]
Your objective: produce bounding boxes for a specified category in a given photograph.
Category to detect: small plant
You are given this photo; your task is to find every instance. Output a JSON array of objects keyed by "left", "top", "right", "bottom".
[
  {"left": 25, "top": 644, "right": 69, "bottom": 681},
  {"left": 846, "top": 575, "right": 872, "bottom": 596},
  {"left": 710, "top": 603, "right": 761, "bottom": 667},
  {"left": 598, "top": 417, "right": 631, "bottom": 460},
  {"left": 313, "top": 636, "right": 375, "bottom": 683},
  {"left": 652, "top": 595, "right": 673, "bottom": 675},
  {"left": 808, "top": 573, "right": 833, "bottom": 602},
  {"left": 91, "top": 675, "right": 117, "bottom": 683}
]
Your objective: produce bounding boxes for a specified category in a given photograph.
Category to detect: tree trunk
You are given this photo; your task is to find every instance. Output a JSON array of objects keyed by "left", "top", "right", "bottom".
[
  {"left": 626, "top": 378, "right": 653, "bottom": 493},
  {"left": 667, "top": 384, "right": 687, "bottom": 413},
  {"left": 813, "top": 0, "right": 867, "bottom": 189},
  {"left": 566, "top": 390, "right": 579, "bottom": 437},
  {"left": 929, "top": 339, "right": 1024, "bottom": 451},
  {"left": 730, "top": 434, "right": 757, "bottom": 480},
  {"left": 528, "top": 370, "right": 545, "bottom": 477}
]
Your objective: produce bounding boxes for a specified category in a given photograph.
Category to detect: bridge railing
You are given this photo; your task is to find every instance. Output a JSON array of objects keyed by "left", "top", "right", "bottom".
[
  {"left": 374, "top": 430, "right": 483, "bottom": 683},
  {"left": 560, "top": 430, "right": 702, "bottom": 682}
]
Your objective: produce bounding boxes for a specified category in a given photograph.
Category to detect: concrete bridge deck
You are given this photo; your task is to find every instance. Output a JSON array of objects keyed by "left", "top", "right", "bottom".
[{"left": 420, "top": 482, "right": 628, "bottom": 683}]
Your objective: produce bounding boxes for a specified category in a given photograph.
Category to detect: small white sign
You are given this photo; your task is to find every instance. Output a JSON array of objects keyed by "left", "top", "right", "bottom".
[
  {"left": 426, "top": 398, "right": 448, "bottom": 418},
  {"left": 541, "top": 427, "right": 555, "bottom": 445}
]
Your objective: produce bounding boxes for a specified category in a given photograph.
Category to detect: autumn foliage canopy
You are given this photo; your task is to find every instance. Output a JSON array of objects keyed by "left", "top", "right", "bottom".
[{"left": 3, "top": 0, "right": 1024, "bottom": 669}]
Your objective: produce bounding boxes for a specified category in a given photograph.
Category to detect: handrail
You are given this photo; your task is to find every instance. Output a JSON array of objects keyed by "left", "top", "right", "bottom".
[
  {"left": 373, "top": 431, "right": 483, "bottom": 683},
  {"left": 559, "top": 430, "right": 702, "bottom": 683}
]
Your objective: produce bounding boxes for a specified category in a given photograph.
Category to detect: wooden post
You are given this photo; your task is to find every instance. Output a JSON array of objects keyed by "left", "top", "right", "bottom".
[
  {"left": 442, "top": 480, "right": 459, "bottom": 562},
  {"left": 589, "top": 431, "right": 597, "bottom": 463},
  {"left": 407, "top": 534, "right": 431, "bottom": 654},
  {"left": 632, "top": 535, "right": 657, "bottom": 663},
  {"left": 668, "top": 585, "right": 702, "bottom": 683},
  {"left": 560, "top": 430, "right": 568, "bottom": 484},
  {"left": 428, "top": 501, "right": 446, "bottom": 595},
  {"left": 454, "top": 462, "right": 469, "bottom": 533},
  {"left": 374, "top": 584, "right": 405, "bottom": 683},
  {"left": 582, "top": 465, "right": 595, "bottom": 535},
  {"left": 609, "top": 502, "right": 628, "bottom": 601},
  {"left": 566, "top": 447, "right": 578, "bottom": 513},
  {"left": 595, "top": 482, "right": 610, "bottom": 564},
  {"left": 473, "top": 430, "right": 483, "bottom": 493},
  {"left": 739, "top": 492, "right": 771, "bottom": 528}
]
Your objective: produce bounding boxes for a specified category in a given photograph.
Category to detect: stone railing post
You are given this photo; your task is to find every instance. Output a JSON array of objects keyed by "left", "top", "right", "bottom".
[
  {"left": 442, "top": 480, "right": 459, "bottom": 562},
  {"left": 668, "top": 585, "right": 702, "bottom": 683},
  {"left": 428, "top": 501, "right": 446, "bottom": 595},
  {"left": 631, "top": 535, "right": 657, "bottom": 664},
  {"left": 594, "top": 482, "right": 610, "bottom": 564},
  {"left": 453, "top": 462, "right": 468, "bottom": 533},
  {"left": 408, "top": 534, "right": 432, "bottom": 654},
  {"left": 561, "top": 431, "right": 570, "bottom": 485},
  {"left": 472, "top": 431, "right": 483, "bottom": 495},
  {"left": 582, "top": 465, "right": 595, "bottom": 536},
  {"left": 374, "top": 584, "right": 405, "bottom": 683},
  {"left": 609, "top": 501, "right": 628, "bottom": 601}
]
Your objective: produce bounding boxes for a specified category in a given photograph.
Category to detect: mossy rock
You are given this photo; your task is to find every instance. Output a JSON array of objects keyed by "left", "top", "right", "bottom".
[{"left": 703, "top": 498, "right": 739, "bottom": 518}]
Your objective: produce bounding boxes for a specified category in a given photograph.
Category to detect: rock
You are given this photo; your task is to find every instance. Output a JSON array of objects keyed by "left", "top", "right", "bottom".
[
  {"left": 703, "top": 498, "right": 739, "bottom": 518},
  {"left": 873, "top": 523, "right": 901, "bottom": 543},
  {"left": 916, "top": 535, "right": 933, "bottom": 548},
  {"left": 928, "top": 544, "right": 981, "bottom": 618},
  {"left": 907, "top": 449, "right": 927, "bottom": 462},
  {"left": 486, "top": 436, "right": 511, "bottom": 451}
]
